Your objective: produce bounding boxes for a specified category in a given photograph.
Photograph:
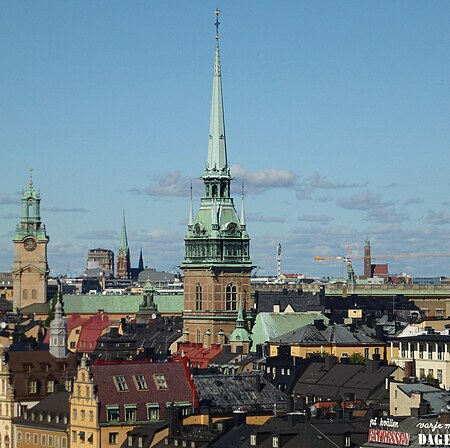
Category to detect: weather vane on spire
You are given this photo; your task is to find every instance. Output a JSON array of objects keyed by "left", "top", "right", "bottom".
[
  {"left": 215, "top": 9, "right": 221, "bottom": 40},
  {"left": 29, "top": 168, "right": 34, "bottom": 189}
]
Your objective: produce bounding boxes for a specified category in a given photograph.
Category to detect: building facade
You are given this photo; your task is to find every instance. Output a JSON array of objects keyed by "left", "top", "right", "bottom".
[
  {"left": 12, "top": 175, "right": 49, "bottom": 308},
  {"left": 181, "top": 12, "right": 253, "bottom": 347}
]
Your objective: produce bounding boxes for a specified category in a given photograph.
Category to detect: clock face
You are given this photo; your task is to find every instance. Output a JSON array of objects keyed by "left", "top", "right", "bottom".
[
  {"left": 227, "top": 223, "right": 237, "bottom": 235},
  {"left": 194, "top": 223, "right": 201, "bottom": 235},
  {"left": 23, "top": 237, "right": 37, "bottom": 252}
]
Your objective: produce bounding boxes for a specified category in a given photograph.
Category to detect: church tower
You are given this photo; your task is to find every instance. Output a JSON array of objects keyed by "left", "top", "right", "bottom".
[
  {"left": 181, "top": 11, "right": 253, "bottom": 346},
  {"left": 116, "top": 210, "right": 131, "bottom": 278},
  {"left": 12, "top": 173, "right": 49, "bottom": 308},
  {"left": 49, "top": 293, "right": 68, "bottom": 358},
  {"left": 364, "top": 238, "right": 372, "bottom": 279}
]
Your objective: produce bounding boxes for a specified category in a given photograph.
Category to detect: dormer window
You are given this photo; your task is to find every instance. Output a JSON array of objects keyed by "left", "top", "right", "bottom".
[
  {"left": 250, "top": 435, "right": 257, "bottom": 446},
  {"left": 28, "top": 380, "right": 37, "bottom": 394},
  {"left": 272, "top": 436, "right": 279, "bottom": 448}
]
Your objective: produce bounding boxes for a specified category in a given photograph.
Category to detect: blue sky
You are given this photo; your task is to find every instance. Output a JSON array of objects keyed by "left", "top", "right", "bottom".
[{"left": 1, "top": 1, "right": 450, "bottom": 278}]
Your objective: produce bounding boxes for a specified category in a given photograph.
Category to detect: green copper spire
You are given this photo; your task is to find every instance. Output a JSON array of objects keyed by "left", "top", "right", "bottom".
[
  {"left": 119, "top": 209, "right": 129, "bottom": 255},
  {"left": 205, "top": 9, "right": 229, "bottom": 178},
  {"left": 229, "top": 299, "right": 251, "bottom": 343},
  {"left": 182, "top": 10, "right": 251, "bottom": 269},
  {"left": 14, "top": 172, "right": 48, "bottom": 241}
]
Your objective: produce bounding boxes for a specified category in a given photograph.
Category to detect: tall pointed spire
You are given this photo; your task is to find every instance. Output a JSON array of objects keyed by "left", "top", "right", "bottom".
[
  {"left": 119, "top": 209, "right": 129, "bottom": 253},
  {"left": 117, "top": 210, "right": 131, "bottom": 279},
  {"left": 206, "top": 9, "right": 228, "bottom": 177}
]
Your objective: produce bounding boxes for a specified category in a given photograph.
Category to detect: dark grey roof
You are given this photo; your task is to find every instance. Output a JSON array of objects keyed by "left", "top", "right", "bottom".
[
  {"left": 193, "top": 374, "right": 287, "bottom": 411},
  {"left": 294, "top": 361, "right": 398, "bottom": 401},
  {"left": 255, "top": 290, "right": 324, "bottom": 313}
]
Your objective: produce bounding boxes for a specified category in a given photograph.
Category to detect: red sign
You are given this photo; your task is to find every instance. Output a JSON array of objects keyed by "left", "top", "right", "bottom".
[{"left": 368, "top": 429, "right": 410, "bottom": 446}]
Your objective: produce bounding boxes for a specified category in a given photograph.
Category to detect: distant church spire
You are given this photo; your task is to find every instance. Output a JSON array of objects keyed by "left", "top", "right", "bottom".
[
  {"left": 119, "top": 209, "right": 129, "bottom": 253},
  {"left": 138, "top": 248, "right": 144, "bottom": 272},
  {"left": 117, "top": 210, "right": 131, "bottom": 279}
]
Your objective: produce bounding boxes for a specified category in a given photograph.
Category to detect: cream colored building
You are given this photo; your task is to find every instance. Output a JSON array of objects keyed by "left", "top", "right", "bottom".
[{"left": 391, "top": 336, "right": 450, "bottom": 389}]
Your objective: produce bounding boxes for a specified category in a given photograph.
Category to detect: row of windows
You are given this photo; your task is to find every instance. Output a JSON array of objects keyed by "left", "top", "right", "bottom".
[
  {"left": 194, "top": 283, "right": 239, "bottom": 311},
  {"left": 72, "top": 430, "right": 94, "bottom": 444},
  {"left": 72, "top": 408, "right": 94, "bottom": 422},
  {"left": 17, "top": 431, "right": 66, "bottom": 447},
  {"left": 113, "top": 373, "right": 168, "bottom": 392},
  {"left": 106, "top": 404, "right": 160, "bottom": 422},
  {"left": 28, "top": 379, "right": 55, "bottom": 394},
  {"left": 22, "top": 290, "right": 38, "bottom": 301},
  {"left": 418, "top": 368, "right": 443, "bottom": 383}
]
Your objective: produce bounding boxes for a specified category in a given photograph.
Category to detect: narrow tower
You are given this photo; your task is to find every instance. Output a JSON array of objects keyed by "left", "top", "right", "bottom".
[
  {"left": 181, "top": 10, "right": 253, "bottom": 347},
  {"left": 49, "top": 293, "right": 68, "bottom": 358},
  {"left": 116, "top": 210, "right": 131, "bottom": 279},
  {"left": 12, "top": 172, "right": 49, "bottom": 308}
]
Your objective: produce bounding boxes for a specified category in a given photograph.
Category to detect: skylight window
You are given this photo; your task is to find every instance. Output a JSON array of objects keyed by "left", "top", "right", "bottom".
[
  {"left": 153, "top": 374, "right": 168, "bottom": 390},
  {"left": 133, "top": 374, "right": 148, "bottom": 391},
  {"left": 114, "top": 375, "right": 128, "bottom": 392}
]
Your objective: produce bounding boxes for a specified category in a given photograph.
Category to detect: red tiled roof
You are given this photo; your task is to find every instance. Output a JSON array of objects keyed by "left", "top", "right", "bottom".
[
  {"left": 372, "top": 264, "right": 389, "bottom": 275},
  {"left": 91, "top": 359, "right": 195, "bottom": 423},
  {"left": 44, "top": 311, "right": 111, "bottom": 352},
  {"left": 174, "top": 343, "right": 222, "bottom": 369}
]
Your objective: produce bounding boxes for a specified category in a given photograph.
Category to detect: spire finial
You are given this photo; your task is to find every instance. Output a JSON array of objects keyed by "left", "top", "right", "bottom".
[
  {"left": 215, "top": 9, "right": 220, "bottom": 40},
  {"left": 29, "top": 168, "right": 34, "bottom": 190},
  {"left": 188, "top": 181, "right": 194, "bottom": 228}
]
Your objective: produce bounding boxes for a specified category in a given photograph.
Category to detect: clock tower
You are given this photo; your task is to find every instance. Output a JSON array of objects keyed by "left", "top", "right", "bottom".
[
  {"left": 181, "top": 11, "right": 253, "bottom": 347},
  {"left": 12, "top": 174, "right": 49, "bottom": 308}
]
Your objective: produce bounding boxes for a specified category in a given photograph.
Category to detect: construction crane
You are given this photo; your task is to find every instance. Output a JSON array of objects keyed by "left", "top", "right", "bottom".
[
  {"left": 314, "top": 255, "right": 356, "bottom": 284},
  {"left": 315, "top": 253, "right": 450, "bottom": 261}
]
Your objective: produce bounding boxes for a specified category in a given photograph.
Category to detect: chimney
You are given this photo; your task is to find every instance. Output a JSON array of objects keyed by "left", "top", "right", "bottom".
[
  {"left": 440, "top": 412, "right": 450, "bottom": 425},
  {"left": 254, "top": 374, "right": 262, "bottom": 393},
  {"left": 313, "top": 320, "right": 326, "bottom": 331},
  {"left": 233, "top": 409, "right": 247, "bottom": 427},
  {"left": 168, "top": 405, "right": 181, "bottom": 436},
  {"left": 324, "top": 356, "right": 338, "bottom": 371},
  {"left": 287, "top": 396, "right": 295, "bottom": 413},
  {"left": 366, "top": 358, "right": 380, "bottom": 374}
]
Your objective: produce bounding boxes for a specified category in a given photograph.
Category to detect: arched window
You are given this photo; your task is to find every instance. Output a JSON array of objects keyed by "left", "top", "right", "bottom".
[
  {"left": 226, "top": 284, "right": 237, "bottom": 311},
  {"left": 195, "top": 284, "right": 202, "bottom": 311},
  {"left": 195, "top": 329, "right": 201, "bottom": 344},
  {"left": 212, "top": 185, "right": 218, "bottom": 197},
  {"left": 23, "top": 289, "right": 28, "bottom": 301},
  {"left": 32, "top": 289, "right": 37, "bottom": 301}
]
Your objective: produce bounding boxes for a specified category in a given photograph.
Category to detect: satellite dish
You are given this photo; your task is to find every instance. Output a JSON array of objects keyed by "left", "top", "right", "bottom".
[
  {"left": 0, "top": 322, "right": 6, "bottom": 329},
  {"left": 151, "top": 314, "right": 157, "bottom": 319}
]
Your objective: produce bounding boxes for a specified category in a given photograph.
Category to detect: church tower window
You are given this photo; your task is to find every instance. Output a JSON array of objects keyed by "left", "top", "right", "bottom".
[
  {"left": 226, "top": 284, "right": 237, "bottom": 311},
  {"left": 195, "top": 284, "right": 202, "bottom": 311}
]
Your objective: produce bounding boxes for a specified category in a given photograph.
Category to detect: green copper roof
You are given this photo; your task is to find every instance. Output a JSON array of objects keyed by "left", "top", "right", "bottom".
[
  {"left": 58, "top": 294, "right": 184, "bottom": 315},
  {"left": 250, "top": 312, "right": 329, "bottom": 352}
]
